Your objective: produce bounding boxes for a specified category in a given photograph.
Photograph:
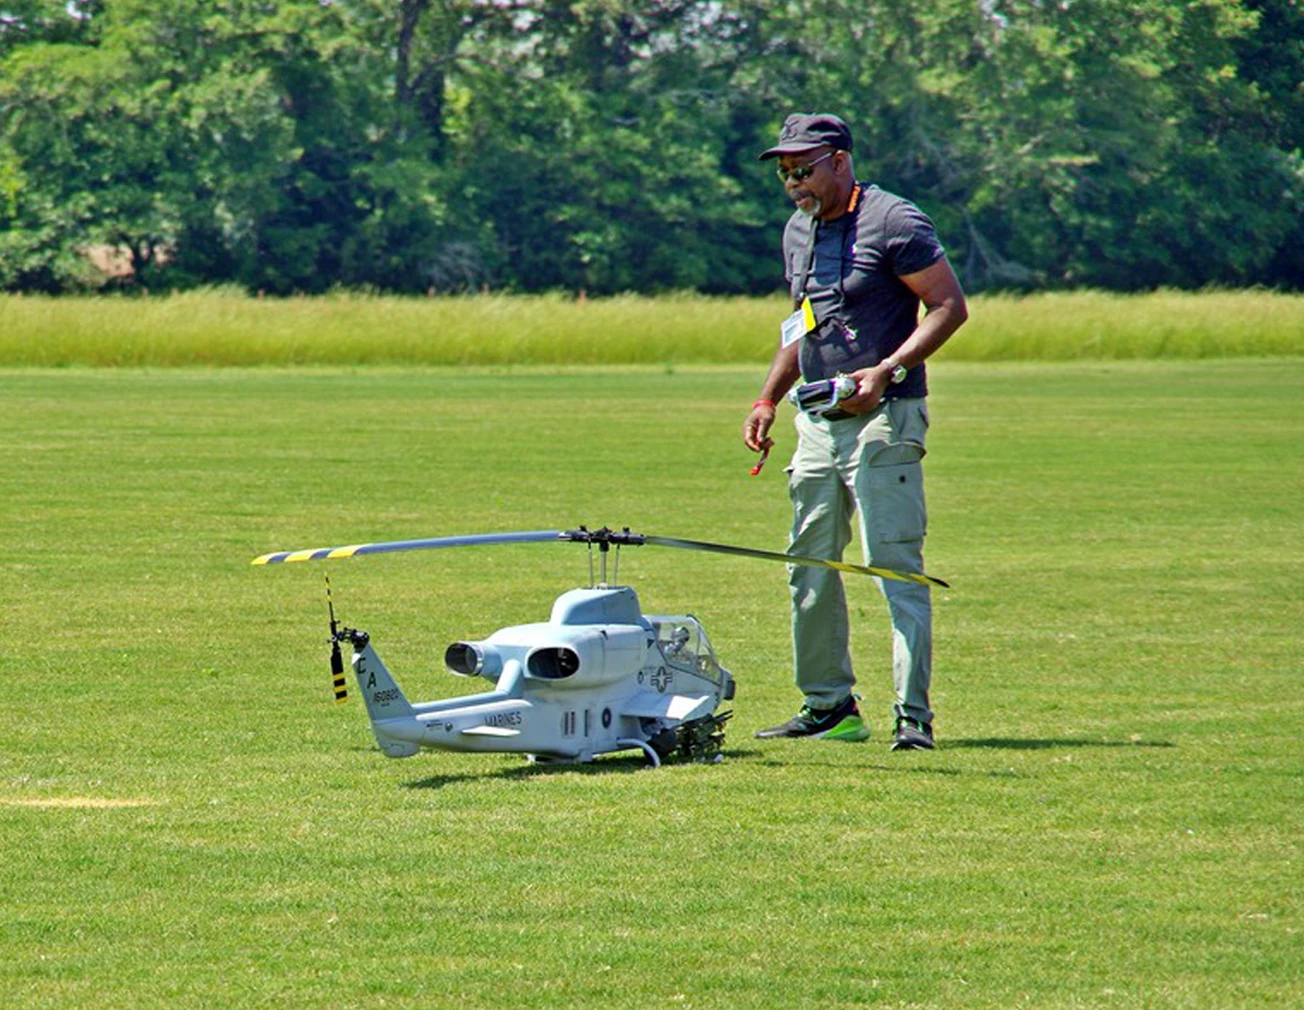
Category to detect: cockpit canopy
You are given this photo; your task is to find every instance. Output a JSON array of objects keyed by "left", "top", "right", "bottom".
[{"left": 648, "top": 615, "right": 722, "bottom": 680}]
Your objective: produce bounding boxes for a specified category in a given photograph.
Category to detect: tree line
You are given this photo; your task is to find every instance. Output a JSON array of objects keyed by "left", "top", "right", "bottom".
[{"left": 1, "top": 0, "right": 1300, "bottom": 296}]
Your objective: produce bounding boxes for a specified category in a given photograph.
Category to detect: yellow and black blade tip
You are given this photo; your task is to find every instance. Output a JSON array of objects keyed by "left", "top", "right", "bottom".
[{"left": 329, "top": 637, "right": 348, "bottom": 704}]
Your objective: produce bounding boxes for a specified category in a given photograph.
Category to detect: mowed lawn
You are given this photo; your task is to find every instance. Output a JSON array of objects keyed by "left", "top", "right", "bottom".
[{"left": 1, "top": 361, "right": 1300, "bottom": 1010}]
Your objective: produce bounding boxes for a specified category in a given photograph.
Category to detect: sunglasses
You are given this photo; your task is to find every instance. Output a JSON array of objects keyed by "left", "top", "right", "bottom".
[{"left": 776, "top": 150, "right": 836, "bottom": 183}]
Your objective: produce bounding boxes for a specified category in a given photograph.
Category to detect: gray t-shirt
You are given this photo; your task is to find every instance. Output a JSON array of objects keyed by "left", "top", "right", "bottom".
[{"left": 783, "top": 183, "right": 945, "bottom": 396}]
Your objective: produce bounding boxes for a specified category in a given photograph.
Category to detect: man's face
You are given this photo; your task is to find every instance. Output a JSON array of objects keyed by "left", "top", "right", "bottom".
[{"left": 776, "top": 147, "right": 841, "bottom": 218}]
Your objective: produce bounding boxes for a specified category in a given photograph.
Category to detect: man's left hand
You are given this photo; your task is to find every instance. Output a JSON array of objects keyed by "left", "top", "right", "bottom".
[{"left": 837, "top": 365, "right": 892, "bottom": 415}]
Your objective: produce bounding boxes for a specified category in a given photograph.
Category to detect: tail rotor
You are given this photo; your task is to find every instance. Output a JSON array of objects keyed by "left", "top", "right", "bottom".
[{"left": 326, "top": 575, "right": 348, "bottom": 704}]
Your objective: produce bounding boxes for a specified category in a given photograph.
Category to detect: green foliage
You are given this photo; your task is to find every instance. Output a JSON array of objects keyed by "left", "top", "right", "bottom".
[
  {"left": 755, "top": 0, "right": 1301, "bottom": 290},
  {"left": 1, "top": 362, "right": 1300, "bottom": 1008},
  {"left": 0, "top": 0, "right": 1299, "bottom": 294},
  {"left": 1232, "top": 0, "right": 1304, "bottom": 286},
  {"left": 0, "top": 1, "right": 103, "bottom": 58}
]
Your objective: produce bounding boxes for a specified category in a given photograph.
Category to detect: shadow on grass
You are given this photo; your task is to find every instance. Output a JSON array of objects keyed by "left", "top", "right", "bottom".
[
  {"left": 402, "top": 748, "right": 746, "bottom": 789},
  {"left": 750, "top": 757, "right": 968, "bottom": 776},
  {"left": 393, "top": 738, "right": 1174, "bottom": 788},
  {"left": 947, "top": 737, "right": 1176, "bottom": 750}
]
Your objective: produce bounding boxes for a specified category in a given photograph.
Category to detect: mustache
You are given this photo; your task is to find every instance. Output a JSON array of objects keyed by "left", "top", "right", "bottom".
[{"left": 792, "top": 191, "right": 822, "bottom": 216}]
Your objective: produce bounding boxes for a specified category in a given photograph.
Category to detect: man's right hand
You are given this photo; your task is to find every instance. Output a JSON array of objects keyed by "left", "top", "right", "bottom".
[{"left": 743, "top": 402, "right": 777, "bottom": 453}]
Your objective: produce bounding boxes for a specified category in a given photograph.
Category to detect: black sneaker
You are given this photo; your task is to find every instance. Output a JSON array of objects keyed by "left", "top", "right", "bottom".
[
  {"left": 891, "top": 716, "right": 934, "bottom": 751},
  {"left": 755, "top": 695, "right": 870, "bottom": 742}
]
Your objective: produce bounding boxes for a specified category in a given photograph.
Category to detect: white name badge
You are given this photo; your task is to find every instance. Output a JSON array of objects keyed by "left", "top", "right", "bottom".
[{"left": 779, "top": 297, "right": 817, "bottom": 348}]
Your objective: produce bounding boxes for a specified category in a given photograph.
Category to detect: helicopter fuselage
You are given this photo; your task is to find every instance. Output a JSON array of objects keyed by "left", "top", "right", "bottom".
[{"left": 347, "top": 586, "right": 735, "bottom": 765}]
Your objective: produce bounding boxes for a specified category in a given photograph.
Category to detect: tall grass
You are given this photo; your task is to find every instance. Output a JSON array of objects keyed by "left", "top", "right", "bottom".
[
  {"left": 0, "top": 287, "right": 1299, "bottom": 366},
  {"left": 957, "top": 288, "right": 1304, "bottom": 359}
]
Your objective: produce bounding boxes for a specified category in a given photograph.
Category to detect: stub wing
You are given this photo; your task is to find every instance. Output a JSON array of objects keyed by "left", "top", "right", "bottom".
[{"left": 622, "top": 693, "right": 715, "bottom": 724}]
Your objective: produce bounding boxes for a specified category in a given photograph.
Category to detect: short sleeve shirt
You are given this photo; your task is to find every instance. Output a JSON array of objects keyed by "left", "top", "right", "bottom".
[{"left": 782, "top": 183, "right": 945, "bottom": 396}]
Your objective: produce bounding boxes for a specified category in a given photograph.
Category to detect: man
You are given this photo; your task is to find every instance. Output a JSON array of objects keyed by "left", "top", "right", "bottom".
[{"left": 743, "top": 113, "right": 968, "bottom": 751}]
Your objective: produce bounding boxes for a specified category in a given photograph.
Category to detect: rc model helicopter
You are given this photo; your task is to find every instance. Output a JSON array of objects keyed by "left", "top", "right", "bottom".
[{"left": 252, "top": 526, "right": 948, "bottom": 767}]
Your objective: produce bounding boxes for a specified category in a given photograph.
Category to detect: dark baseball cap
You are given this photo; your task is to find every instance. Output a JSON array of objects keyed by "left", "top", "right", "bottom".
[{"left": 758, "top": 114, "right": 854, "bottom": 161}]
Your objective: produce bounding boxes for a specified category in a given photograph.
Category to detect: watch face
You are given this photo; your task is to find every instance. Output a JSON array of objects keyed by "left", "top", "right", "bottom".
[{"left": 891, "top": 364, "right": 908, "bottom": 384}]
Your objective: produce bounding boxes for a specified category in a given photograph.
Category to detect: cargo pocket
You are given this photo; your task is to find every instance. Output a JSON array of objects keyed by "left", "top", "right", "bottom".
[{"left": 865, "top": 461, "right": 927, "bottom": 543}]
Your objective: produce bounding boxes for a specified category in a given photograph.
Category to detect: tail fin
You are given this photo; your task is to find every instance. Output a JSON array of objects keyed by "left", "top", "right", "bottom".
[
  {"left": 346, "top": 631, "right": 415, "bottom": 721},
  {"left": 343, "top": 631, "right": 420, "bottom": 758}
]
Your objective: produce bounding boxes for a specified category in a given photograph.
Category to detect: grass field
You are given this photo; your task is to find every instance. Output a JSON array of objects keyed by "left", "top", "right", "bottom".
[
  {"left": 2, "top": 360, "right": 1301, "bottom": 1009},
  {"left": 1, "top": 287, "right": 1301, "bottom": 365}
]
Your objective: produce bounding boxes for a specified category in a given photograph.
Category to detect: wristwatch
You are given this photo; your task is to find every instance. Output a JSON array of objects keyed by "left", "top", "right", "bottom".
[{"left": 883, "top": 356, "right": 908, "bottom": 384}]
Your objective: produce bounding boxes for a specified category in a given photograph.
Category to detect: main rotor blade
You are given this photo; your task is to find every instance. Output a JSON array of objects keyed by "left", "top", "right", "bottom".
[
  {"left": 252, "top": 525, "right": 950, "bottom": 588},
  {"left": 252, "top": 530, "right": 565, "bottom": 565},
  {"left": 641, "top": 535, "right": 950, "bottom": 589}
]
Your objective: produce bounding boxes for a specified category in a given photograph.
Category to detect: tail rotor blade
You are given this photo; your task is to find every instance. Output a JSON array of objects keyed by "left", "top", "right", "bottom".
[
  {"left": 329, "top": 638, "right": 349, "bottom": 704},
  {"left": 325, "top": 574, "right": 348, "bottom": 704}
]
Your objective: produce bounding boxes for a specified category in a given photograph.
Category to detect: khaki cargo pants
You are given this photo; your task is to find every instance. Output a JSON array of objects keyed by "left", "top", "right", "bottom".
[{"left": 786, "top": 398, "right": 933, "bottom": 725}]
